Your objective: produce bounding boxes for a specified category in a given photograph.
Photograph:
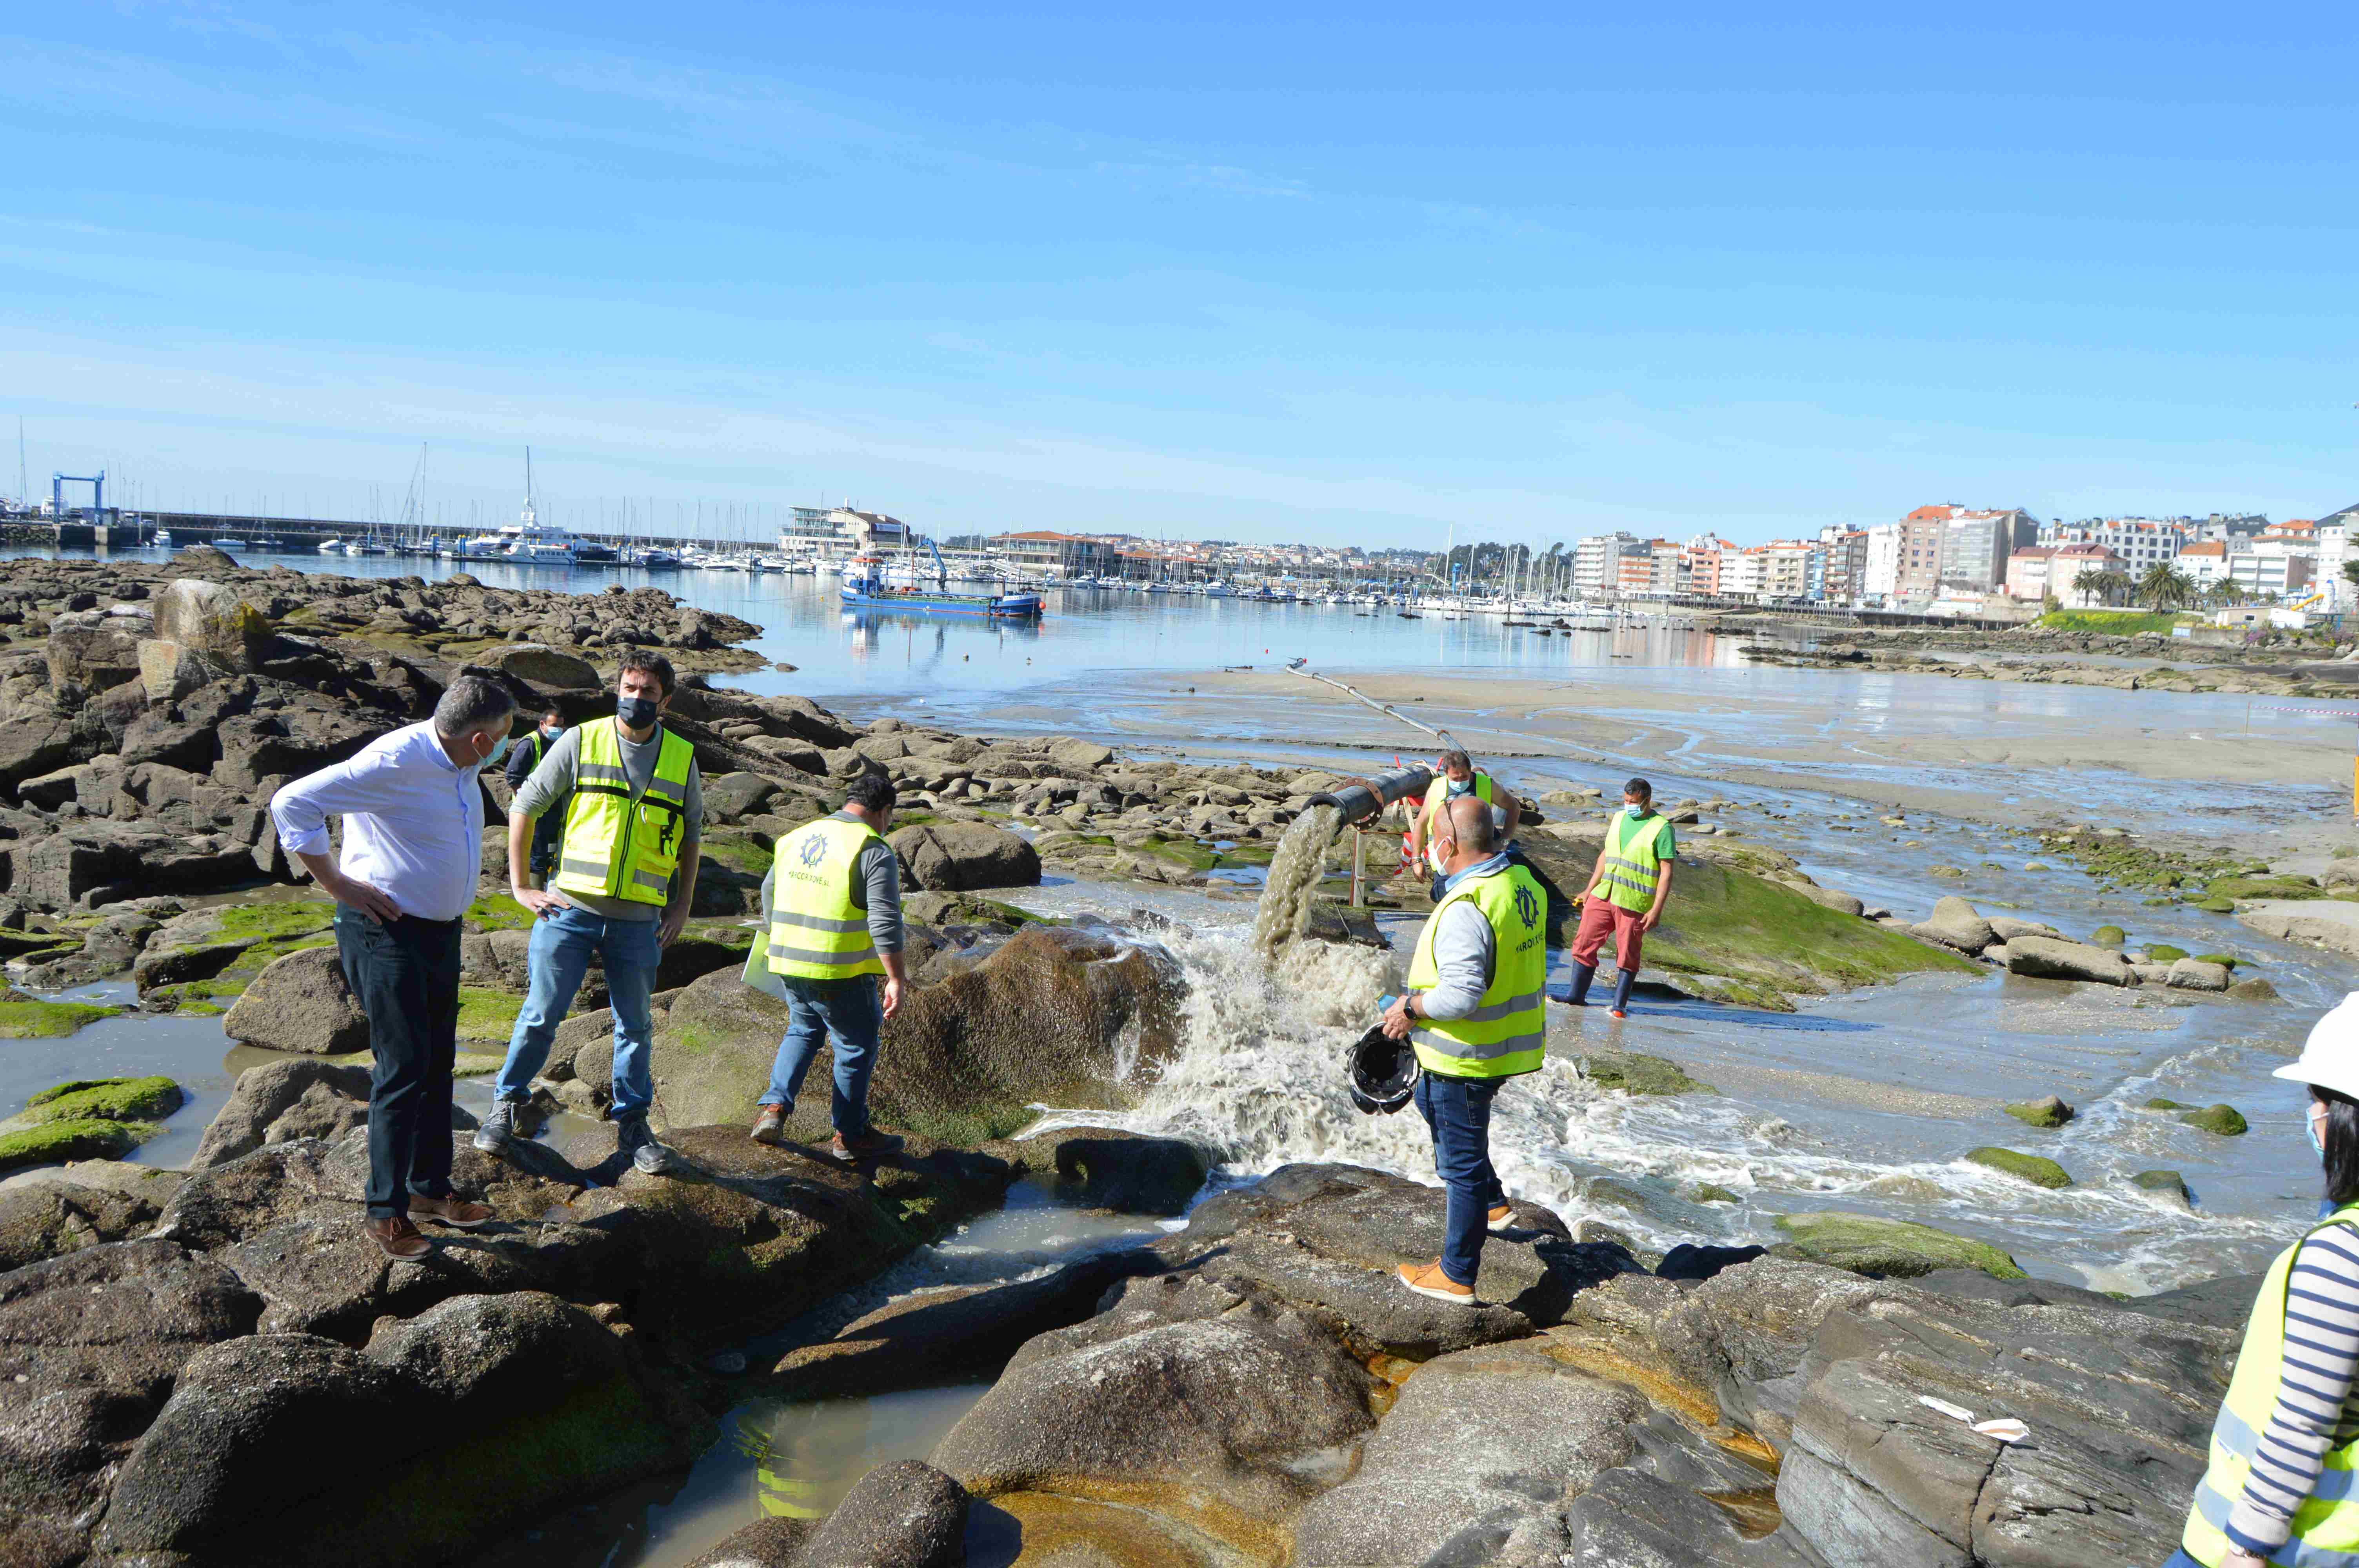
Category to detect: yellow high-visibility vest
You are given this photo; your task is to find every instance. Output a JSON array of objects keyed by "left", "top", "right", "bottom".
[
  {"left": 1405, "top": 863, "right": 1548, "bottom": 1079},
  {"left": 552, "top": 720, "right": 694, "bottom": 906},
  {"left": 1423, "top": 772, "right": 1498, "bottom": 824},
  {"left": 767, "top": 816, "right": 885, "bottom": 980},
  {"left": 2181, "top": 1203, "right": 2359, "bottom": 1566},
  {"left": 1597, "top": 809, "right": 1672, "bottom": 915}
]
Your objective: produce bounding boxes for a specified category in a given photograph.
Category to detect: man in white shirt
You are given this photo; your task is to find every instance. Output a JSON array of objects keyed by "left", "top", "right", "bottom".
[{"left": 268, "top": 673, "right": 518, "bottom": 1262}]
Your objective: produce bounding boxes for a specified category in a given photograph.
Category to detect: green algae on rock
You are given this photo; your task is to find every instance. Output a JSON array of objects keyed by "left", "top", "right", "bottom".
[
  {"left": 1965, "top": 1147, "right": 2074, "bottom": 1189},
  {"left": 1576, "top": 1049, "right": 1715, "bottom": 1097},
  {"left": 0, "top": 990, "right": 122, "bottom": 1037},
  {"left": 2004, "top": 1094, "right": 2075, "bottom": 1129},
  {"left": 1771, "top": 1210, "right": 2026, "bottom": 1280},
  {"left": 0, "top": 1116, "right": 162, "bottom": 1173},
  {"left": 22, "top": 1076, "right": 182, "bottom": 1124}
]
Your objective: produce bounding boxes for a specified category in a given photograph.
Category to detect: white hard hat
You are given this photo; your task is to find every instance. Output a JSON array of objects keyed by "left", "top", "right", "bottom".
[{"left": 2274, "top": 993, "right": 2359, "bottom": 1102}]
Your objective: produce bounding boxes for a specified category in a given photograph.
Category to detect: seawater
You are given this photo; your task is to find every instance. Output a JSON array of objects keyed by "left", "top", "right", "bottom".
[{"left": 1248, "top": 802, "right": 1343, "bottom": 959}]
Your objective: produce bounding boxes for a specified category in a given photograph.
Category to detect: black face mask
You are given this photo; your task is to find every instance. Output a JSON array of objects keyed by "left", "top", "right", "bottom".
[{"left": 617, "top": 695, "right": 661, "bottom": 730}]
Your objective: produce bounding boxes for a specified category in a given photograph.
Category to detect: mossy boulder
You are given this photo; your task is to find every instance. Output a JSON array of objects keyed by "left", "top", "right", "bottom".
[
  {"left": 1515, "top": 835, "right": 1979, "bottom": 1007},
  {"left": 1577, "top": 1049, "right": 1714, "bottom": 1096},
  {"left": 0, "top": 1117, "right": 160, "bottom": 1173},
  {"left": 0, "top": 990, "right": 121, "bottom": 1037},
  {"left": 131, "top": 899, "right": 336, "bottom": 997},
  {"left": 2194, "top": 953, "right": 2240, "bottom": 969},
  {"left": 2145, "top": 944, "right": 2187, "bottom": 963},
  {"left": 2003, "top": 1094, "right": 2075, "bottom": 1129},
  {"left": 2195, "top": 897, "right": 2236, "bottom": 913},
  {"left": 629, "top": 924, "right": 1185, "bottom": 1147},
  {"left": 2130, "top": 1170, "right": 2193, "bottom": 1210},
  {"left": 1965, "top": 1147, "right": 2073, "bottom": 1189},
  {"left": 21, "top": 1076, "right": 182, "bottom": 1124},
  {"left": 2209, "top": 874, "right": 2325, "bottom": 902},
  {"left": 2229, "top": 977, "right": 2279, "bottom": 1002},
  {"left": 2089, "top": 924, "right": 2126, "bottom": 947},
  {"left": 455, "top": 988, "right": 524, "bottom": 1043},
  {"left": 1771, "top": 1211, "right": 2026, "bottom": 1280},
  {"left": 1693, "top": 1183, "right": 1742, "bottom": 1205},
  {"left": 2179, "top": 1103, "right": 2248, "bottom": 1136}
]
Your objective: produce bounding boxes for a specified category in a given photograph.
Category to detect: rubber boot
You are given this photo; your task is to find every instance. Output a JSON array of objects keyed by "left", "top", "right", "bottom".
[
  {"left": 1568, "top": 962, "right": 1597, "bottom": 1007},
  {"left": 1610, "top": 967, "right": 1636, "bottom": 1018}
]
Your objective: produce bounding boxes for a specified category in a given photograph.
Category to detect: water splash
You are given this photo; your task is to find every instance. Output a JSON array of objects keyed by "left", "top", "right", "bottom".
[{"left": 1249, "top": 802, "right": 1343, "bottom": 959}]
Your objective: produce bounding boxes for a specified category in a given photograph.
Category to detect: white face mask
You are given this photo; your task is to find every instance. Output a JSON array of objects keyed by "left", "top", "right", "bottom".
[{"left": 1428, "top": 841, "right": 1450, "bottom": 876}]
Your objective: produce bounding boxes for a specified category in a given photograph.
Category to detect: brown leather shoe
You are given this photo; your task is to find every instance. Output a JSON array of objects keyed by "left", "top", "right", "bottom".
[
  {"left": 409, "top": 1193, "right": 494, "bottom": 1229},
  {"left": 364, "top": 1215, "right": 433, "bottom": 1261},
  {"left": 830, "top": 1128, "right": 906, "bottom": 1163},
  {"left": 1396, "top": 1259, "right": 1476, "bottom": 1304}
]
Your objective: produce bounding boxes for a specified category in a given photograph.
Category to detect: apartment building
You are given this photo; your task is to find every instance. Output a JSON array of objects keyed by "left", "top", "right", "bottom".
[
  {"left": 992, "top": 530, "right": 1120, "bottom": 578},
  {"left": 2040, "top": 517, "right": 2187, "bottom": 568},
  {"left": 2175, "top": 541, "right": 2230, "bottom": 591},
  {"left": 1572, "top": 532, "right": 1640, "bottom": 596},
  {"left": 1938, "top": 508, "right": 2039, "bottom": 594},
  {"left": 1895, "top": 505, "right": 1954, "bottom": 601},
  {"left": 1817, "top": 527, "right": 1869, "bottom": 603},
  {"left": 1860, "top": 524, "right": 1899, "bottom": 602}
]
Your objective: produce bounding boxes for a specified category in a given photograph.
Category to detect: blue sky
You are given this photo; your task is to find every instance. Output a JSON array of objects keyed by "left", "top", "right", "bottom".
[{"left": 4, "top": 3, "right": 2355, "bottom": 547}]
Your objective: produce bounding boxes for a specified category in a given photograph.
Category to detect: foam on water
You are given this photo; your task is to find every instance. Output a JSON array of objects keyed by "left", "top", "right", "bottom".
[{"left": 1028, "top": 915, "right": 2301, "bottom": 1293}]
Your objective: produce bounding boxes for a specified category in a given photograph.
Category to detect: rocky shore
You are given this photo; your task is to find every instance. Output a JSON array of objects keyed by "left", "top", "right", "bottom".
[
  {"left": 1735, "top": 619, "right": 2359, "bottom": 699},
  {"left": 0, "top": 554, "right": 2281, "bottom": 1567}
]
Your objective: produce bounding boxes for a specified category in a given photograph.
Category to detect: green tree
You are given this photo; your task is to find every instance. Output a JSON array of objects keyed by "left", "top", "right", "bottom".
[
  {"left": 2137, "top": 561, "right": 2196, "bottom": 612},
  {"left": 2205, "top": 577, "right": 2248, "bottom": 608},
  {"left": 2071, "top": 566, "right": 2131, "bottom": 607},
  {"left": 2343, "top": 558, "right": 2359, "bottom": 591}
]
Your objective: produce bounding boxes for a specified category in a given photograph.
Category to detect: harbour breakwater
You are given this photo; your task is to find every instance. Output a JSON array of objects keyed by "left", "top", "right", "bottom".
[{"left": 0, "top": 549, "right": 2310, "bottom": 1567}]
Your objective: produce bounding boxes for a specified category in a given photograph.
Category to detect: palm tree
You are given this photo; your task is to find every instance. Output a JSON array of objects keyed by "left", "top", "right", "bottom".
[
  {"left": 2070, "top": 566, "right": 2111, "bottom": 607},
  {"left": 2137, "top": 562, "right": 2196, "bottom": 612},
  {"left": 2205, "top": 577, "right": 2248, "bottom": 608}
]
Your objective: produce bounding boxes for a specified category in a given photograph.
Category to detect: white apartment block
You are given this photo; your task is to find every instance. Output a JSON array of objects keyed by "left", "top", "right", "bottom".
[
  {"left": 1571, "top": 532, "right": 1639, "bottom": 596},
  {"left": 1861, "top": 523, "right": 1900, "bottom": 601}
]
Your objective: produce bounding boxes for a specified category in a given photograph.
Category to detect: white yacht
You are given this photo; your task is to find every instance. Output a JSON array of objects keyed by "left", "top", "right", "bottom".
[{"left": 499, "top": 449, "right": 581, "bottom": 564}]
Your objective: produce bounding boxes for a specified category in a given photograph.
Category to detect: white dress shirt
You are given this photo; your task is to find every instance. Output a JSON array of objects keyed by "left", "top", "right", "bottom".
[{"left": 269, "top": 720, "right": 486, "bottom": 922}]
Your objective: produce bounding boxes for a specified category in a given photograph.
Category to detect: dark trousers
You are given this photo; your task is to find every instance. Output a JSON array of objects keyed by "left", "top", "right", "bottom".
[
  {"left": 335, "top": 909, "right": 462, "bottom": 1221},
  {"left": 1415, "top": 1070, "right": 1506, "bottom": 1287}
]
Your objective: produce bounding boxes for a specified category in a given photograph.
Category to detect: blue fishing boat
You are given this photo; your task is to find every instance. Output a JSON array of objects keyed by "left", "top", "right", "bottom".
[{"left": 839, "top": 550, "right": 1044, "bottom": 619}]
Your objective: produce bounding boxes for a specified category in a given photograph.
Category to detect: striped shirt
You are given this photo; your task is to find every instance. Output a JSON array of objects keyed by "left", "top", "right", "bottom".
[{"left": 2226, "top": 1222, "right": 2359, "bottom": 1554}]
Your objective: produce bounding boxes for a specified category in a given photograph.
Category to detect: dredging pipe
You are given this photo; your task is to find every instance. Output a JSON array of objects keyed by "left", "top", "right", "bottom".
[{"left": 1307, "top": 766, "right": 1434, "bottom": 829}]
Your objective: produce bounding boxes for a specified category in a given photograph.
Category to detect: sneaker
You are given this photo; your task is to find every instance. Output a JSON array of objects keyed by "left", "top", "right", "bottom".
[
  {"left": 830, "top": 1127, "right": 905, "bottom": 1163},
  {"left": 750, "top": 1105, "right": 789, "bottom": 1146},
  {"left": 409, "top": 1193, "right": 495, "bottom": 1229},
  {"left": 472, "top": 1098, "right": 520, "bottom": 1154},
  {"left": 1396, "top": 1259, "right": 1476, "bottom": 1305},
  {"left": 1487, "top": 1203, "right": 1516, "bottom": 1231},
  {"left": 616, "top": 1114, "right": 682, "bottom": 1176},
  {"left": 363, "top": 1215, "right": 433, "bottom": 1261}
]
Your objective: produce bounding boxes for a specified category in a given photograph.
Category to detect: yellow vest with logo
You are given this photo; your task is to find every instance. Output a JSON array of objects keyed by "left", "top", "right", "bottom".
[
  {"left": 1598, "top": 809, "right": 1672, "bottom": 915},
  {"left": 552, "top": 720, "right": 696, "bottom": 907},
  {"left": 768, "top": 816, "right": 886, "bottom": 980},
  {"left": 1405, "top": 863, "right": 1548, "bottom": 1079},
  {"left": 2183, "top": 1205, "right": 2359, "bottom": 1566}
]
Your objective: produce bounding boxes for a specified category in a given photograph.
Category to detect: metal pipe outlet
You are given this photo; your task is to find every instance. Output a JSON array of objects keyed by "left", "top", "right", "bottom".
[{"left": 1307, "top": 766, "right": 1434, "bottom": 828}]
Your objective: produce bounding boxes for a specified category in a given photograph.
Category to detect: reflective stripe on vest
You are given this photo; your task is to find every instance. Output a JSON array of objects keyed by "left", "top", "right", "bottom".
[
  {"left": 768, "top": 816, "right": 885, "bottom": 980},
  {"left": 551, "top": 720, "right": 696, "bottom": 907},
  {"left": 2182, "top": 1204, "right": 2359, "bottom": 1568},
  {"left": 1599, "top": 810, "right": 1670, "bottom": 915},
  {"left": 1403, "top": 863, "right": 1548, "bottom": 1079}
]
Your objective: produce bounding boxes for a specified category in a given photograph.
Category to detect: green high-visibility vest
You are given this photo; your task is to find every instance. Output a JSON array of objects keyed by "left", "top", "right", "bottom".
[
  {"left": 552, "top": 720, "right": 695, "bottom": 907},
  {"left": 1405, "top": 863, "right": 1548, "bottom": 1079},
  {"left": 2182, "top": 1203, "right": 2359, "bottom": 1566},
  {"left": 1598, "top": 809, "right": 1672, "bottom": 915},
  {"left": 768, "top": 816, "right": 885, "bottom": 980}
]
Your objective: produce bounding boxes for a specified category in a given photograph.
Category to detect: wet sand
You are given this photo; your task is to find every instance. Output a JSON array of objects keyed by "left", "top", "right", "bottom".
[{"left": 1063, "top": 664, "right": 2357, "bottom": 863}]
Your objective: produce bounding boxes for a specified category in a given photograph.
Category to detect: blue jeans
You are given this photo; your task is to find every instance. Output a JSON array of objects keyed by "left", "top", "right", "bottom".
[
  {"left": 1415, "top": 1070, "right": 1507, "bottom": 1287},
  {"left": 493, "top": 904, "right": 662, "bottom": 1118},
  {"left": 764, "top": 976, "right": 882, "bottom": 1136}
]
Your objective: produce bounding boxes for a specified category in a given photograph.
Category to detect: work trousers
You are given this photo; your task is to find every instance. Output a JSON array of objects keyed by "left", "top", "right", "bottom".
[
  {"left": 493, "top": 903, "right": 663, "bottom": 1118},
  {"left": 334, "top": 909, "right": 463, "bottom": 1222},
  {"left": 764, "top": 975, "right": 883, "bottom": 1137},
  {"left": 1415, "top": 1069, "right": 1506, "bottom": 1288}
]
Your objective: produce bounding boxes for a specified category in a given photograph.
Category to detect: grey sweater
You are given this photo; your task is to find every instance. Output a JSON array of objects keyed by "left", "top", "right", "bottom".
[
  {"left": 513, "top": 720, "right": 703, "bottom": 920},
  {"left": 757, "top": 810, "right": 905, "bottom": 957}
]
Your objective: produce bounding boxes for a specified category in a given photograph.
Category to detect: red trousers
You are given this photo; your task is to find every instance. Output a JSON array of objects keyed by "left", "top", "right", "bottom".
[{"left": 1572, "top": 897, "right": 1646, "bottom": 974}]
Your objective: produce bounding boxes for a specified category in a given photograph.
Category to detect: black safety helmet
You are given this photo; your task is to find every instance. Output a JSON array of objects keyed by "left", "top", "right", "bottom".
[{"left": 1347, "top": 1024, "right": 1418, "bottom": 1115}]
